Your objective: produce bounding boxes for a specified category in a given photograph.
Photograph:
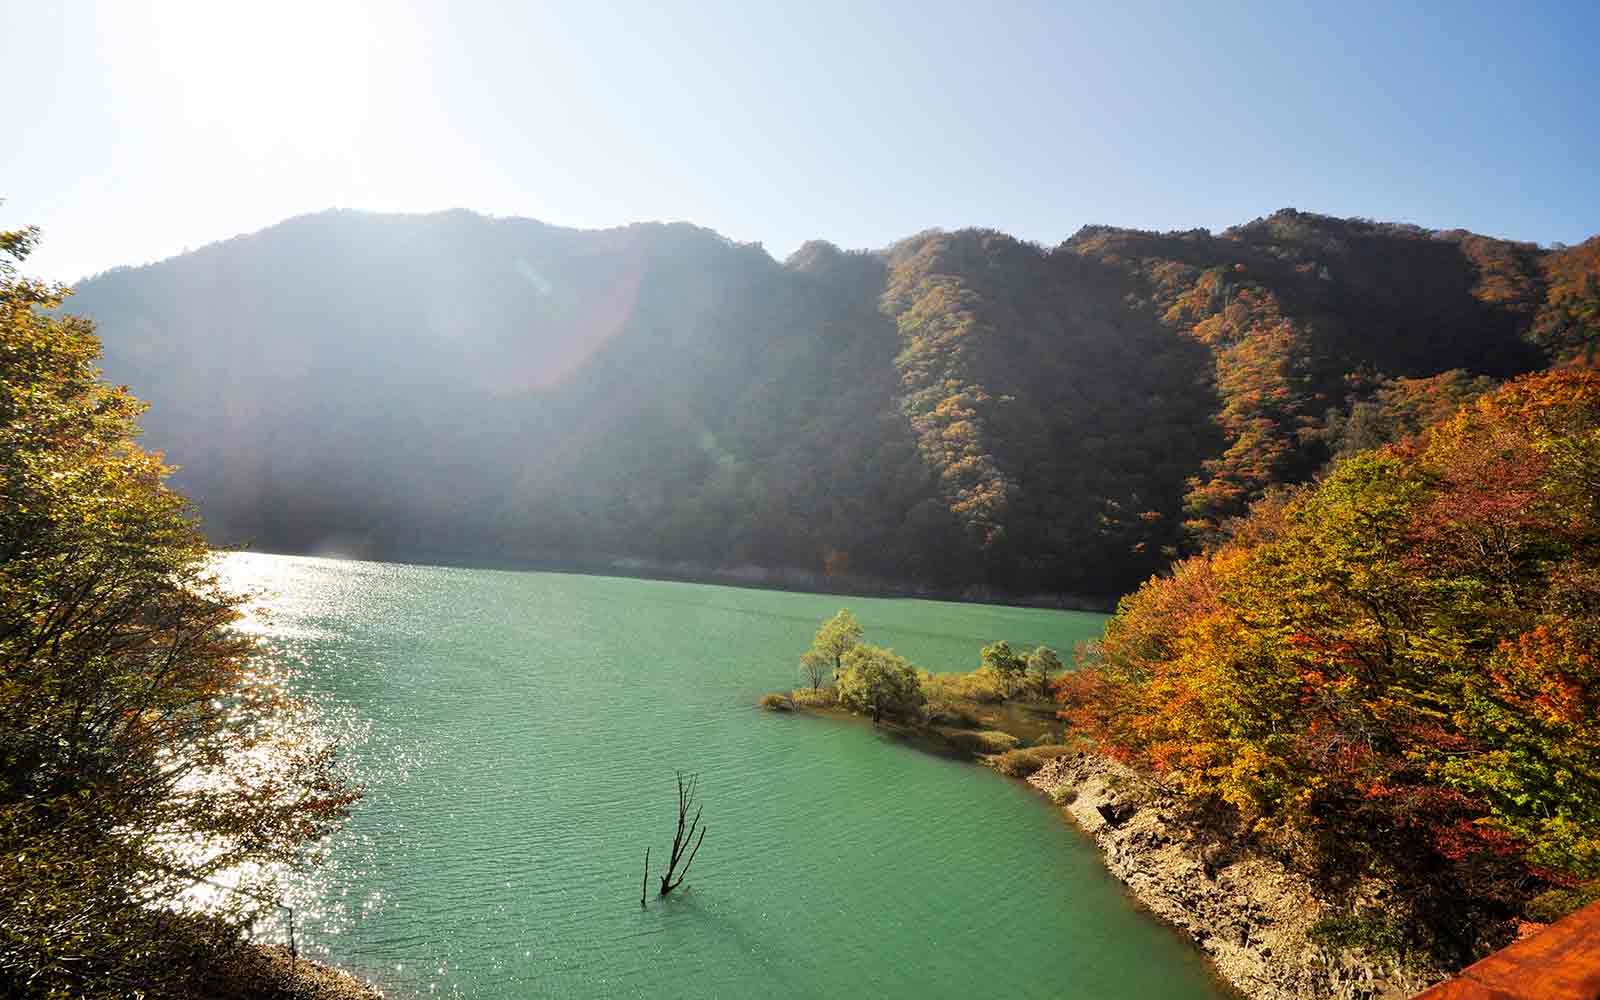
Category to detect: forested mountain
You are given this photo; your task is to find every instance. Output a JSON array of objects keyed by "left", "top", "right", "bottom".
[{"left": 62, "top": 209, "right": 1597, "bottom": 598}]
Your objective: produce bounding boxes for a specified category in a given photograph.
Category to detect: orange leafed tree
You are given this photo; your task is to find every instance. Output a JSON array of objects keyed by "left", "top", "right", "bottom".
[
  {"left": 1062, "top": 369, "right": 1600, "bottom": 966},
  {"left": 1534, "top": 237, "right": 1600, "bottom": 365}
]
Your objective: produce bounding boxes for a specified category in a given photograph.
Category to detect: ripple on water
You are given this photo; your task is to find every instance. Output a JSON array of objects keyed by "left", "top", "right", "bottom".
[{"left": 224, "top": 553, "right": 1227, "bottom": 1000}]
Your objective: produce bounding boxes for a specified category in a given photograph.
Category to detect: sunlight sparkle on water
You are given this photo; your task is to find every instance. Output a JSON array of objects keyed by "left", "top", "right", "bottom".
[{"left": 214, "top": 551, "right": 1226, "bottom": 999}]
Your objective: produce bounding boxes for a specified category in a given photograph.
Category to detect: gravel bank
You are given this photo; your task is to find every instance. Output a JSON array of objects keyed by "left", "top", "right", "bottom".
[{"left": 1027, "top": 752, "right": 1442, "bottom": 1000}]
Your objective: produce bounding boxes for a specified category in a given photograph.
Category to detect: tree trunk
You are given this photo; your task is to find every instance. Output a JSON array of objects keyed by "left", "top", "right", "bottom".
[{"left": 658, "top": 771, "right": 706, "bottom": 896}]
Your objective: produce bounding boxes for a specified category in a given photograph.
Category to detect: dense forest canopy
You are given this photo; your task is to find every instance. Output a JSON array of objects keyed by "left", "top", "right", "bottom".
[
  {"left": 1059, "top": 369, "right": 1600, "bottom": 965},
  {"left": 60, "top": 209, "right": 1597, "bottom": 597}
]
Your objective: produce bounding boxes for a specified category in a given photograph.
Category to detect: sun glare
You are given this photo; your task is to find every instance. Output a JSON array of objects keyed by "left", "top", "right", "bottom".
[{"left": 139, "top": 0, "right": 375, "bottom": 158}]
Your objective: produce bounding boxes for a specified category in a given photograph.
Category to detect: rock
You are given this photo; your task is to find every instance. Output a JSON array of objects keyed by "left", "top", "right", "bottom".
[
  {"left": 1026, "top": 751, "right": 1440, "bottom": 1000},
  {"left": 1095, "top": 798, "right": 1138, "bottom": 828}
]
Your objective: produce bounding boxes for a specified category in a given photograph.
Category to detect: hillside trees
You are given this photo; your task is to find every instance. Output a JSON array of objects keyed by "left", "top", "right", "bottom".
[
  {"left": 1315, "top": 370, "right": 1497, "bottom": 460},
  {"left": 881, "top": 228, "right": 1219, "bottom": 590},
  {"left": 1060, "top": 370, "right": 1600, "bottom": 965},
  {"left": 60, "top": 207, "right": 1583, "bottom": 598},
  {"left": 1533, "top": 237, "right": 1600, "bottom": 365},
  {"left": 1071, "top": 211, "right": 1548, "bottom": 541},
  {"left": 0, "top": 228, "right": 358, "bottom": 997}
]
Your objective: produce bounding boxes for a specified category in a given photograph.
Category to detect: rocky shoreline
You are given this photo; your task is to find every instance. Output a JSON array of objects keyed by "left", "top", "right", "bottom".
[
  {"left": 1025, "top": 752, "right": 1442, "bottom": 1000},
  {"left": 207, "top": 943, "right": 386, "bottom": 1000}
]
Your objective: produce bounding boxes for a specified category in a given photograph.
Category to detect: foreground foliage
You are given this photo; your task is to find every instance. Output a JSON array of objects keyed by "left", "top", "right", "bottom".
[
  {"left": 0, "top": 229, "right": 358, "bottom": 998},
  {"left": 1061, "top": 370, "right": 1600, "bottom": 966}
]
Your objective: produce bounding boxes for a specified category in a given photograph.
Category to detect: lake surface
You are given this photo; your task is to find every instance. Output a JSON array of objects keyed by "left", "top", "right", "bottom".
[{"left": 220, "top": 552, "right": 1226, "bottom": 999}]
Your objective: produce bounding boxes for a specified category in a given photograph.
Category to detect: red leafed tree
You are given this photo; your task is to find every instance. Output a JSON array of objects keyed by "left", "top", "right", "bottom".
[{"left": 1063, "top": 370, "right": 1600, "bottom": 967}]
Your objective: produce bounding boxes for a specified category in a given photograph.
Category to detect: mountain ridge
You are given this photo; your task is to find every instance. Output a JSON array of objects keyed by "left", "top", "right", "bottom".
[{"left": 59, "top": 207, "right": 1596, "bottom": 596}]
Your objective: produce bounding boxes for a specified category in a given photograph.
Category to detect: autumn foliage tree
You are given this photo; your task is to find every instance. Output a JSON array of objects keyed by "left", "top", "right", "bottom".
[
  {"left": 1061, "top": 370, "right": 1600, "bottom": 967},
  {"left": 0, "top": 228, "right": 359, "bottom": 997},
  {"left": 1533, "top": 237, "right": 1600, "bottom": 365}
]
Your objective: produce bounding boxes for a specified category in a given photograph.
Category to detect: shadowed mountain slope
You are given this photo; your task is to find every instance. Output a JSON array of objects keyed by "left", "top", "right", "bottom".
[{"left": 63, "top": 208, "right": 1589, "bottom": 597}]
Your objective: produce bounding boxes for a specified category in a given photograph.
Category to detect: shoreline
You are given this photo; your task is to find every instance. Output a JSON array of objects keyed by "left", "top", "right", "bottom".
[
  {"left": 254, "top": 945, "right": 386, "bottom": 999},
  {"left": 1025, "top": 752, "right": 1437, "bottom": 1000},
  {"left": 188, "top": 942, "right": 386, "bottom": 1000},
  {"left": 223, "top": 546, "right": 1120, "bottom": 613},
  {"left": 774, "top": 700, "right": 1431, "bottom": 1000}
]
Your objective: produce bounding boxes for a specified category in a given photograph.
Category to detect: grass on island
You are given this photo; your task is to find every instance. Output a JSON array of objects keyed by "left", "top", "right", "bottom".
[
  {"left": 759, "top": 686, "right": 838, "bottom": 710},
  {"left": 939, "top": 729, "right": 1021, "bottom": 755},
  {"left": 762, "top": 667, "right": 1073, "bottom": 777}
]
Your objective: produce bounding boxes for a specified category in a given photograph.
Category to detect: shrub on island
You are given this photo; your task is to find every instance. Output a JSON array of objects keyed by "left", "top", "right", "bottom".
[
  {"left": 789, "top": 686, "right": 838, "bottom": 709},
  {"left": 923, "top": 670, "right": 1005, "bottom": 705},
  {"left": 923, "top": 698, "right": 981, "bottom": 728},
  {"left": 836, "top": 645, "right": 925, "bottom": 723},
  {"left": 941, "top": 729, "right": 1022, "bottom": 756}
]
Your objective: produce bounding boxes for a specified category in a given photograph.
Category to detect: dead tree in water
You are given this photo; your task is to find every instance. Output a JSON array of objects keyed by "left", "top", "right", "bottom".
[
  {"left": 658, "top": 771, "right": 706, "bottom": 896},
  {"left": 640, "top": 847, "right": 650, "bottom": 907}
]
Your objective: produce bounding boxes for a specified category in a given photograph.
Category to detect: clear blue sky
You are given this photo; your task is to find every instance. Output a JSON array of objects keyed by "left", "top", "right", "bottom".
[{"left": 5, "top": 0, "right": 1597, "bottom": 283}]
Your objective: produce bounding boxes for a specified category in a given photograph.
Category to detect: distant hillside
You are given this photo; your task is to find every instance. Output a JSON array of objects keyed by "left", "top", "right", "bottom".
[{"left": 62, "top": 209, "right": 1595, "bottom": 598}]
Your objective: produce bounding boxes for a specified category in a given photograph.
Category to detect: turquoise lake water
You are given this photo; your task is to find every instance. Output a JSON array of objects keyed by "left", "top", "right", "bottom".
[{"left": 220, "top": 552, "right": 1226, "bottom": 999}]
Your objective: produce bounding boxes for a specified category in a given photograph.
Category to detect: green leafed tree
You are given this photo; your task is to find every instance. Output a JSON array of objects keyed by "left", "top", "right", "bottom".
[
  {"left": 806, "top": 608, "right": 863, "bottom": 683},
  {"left": 979, "top": 640, "right": 1027, "bottom": 700},
  {"left": 0, "top": 225, "right": 359, "bottom": 997},
  {"left": 837, "top": 645, "right": 925, "bottom": 723},
  {"left": 1026, "top": 645, "right": 1063, "bottom": 700}
]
